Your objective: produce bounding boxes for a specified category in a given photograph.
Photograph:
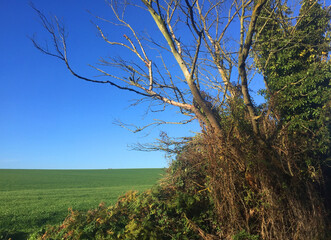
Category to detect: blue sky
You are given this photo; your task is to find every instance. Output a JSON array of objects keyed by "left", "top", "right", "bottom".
[
  {"left": 0, "top": 0, "right": 267, "bottom": 170},
  {"left": 0, "top": 0, "right": 201, "bottom": 169}
]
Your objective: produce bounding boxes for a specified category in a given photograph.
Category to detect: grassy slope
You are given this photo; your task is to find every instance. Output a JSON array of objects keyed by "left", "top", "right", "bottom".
[{"left": 0, "top": 169, "right": 164, "bottom": 239}]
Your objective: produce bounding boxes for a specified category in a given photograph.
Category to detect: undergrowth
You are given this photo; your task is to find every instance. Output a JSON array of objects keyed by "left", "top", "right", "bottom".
[{"left": 29, "top": 103, "right": 330, "bottom": 240}]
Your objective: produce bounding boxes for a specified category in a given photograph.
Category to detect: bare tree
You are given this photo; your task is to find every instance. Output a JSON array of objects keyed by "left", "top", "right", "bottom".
[{"left": 31, "top": 0, "right": 270, "bottom": 137}]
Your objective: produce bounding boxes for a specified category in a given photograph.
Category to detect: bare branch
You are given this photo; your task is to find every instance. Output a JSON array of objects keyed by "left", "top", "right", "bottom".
[{"left": 114, "top": 118, "right": 195, "bottom": 133}]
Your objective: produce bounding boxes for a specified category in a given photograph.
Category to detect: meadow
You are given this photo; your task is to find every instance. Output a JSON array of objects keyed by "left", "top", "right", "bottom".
[{"left": 0, "top": 168, "right": 164, "bottom": 239}]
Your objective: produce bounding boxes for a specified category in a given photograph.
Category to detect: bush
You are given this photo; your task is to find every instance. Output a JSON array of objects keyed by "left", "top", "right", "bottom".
[
  {"left": 30, "top": 116, "right": 330, "bottom": 239},
  {"left": 29, "top": 184, "right": 216, "bottom": 239}
]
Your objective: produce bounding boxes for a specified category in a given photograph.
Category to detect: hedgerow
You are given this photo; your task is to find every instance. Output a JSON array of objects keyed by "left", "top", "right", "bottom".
[
  {"left": 28, "top": 158, "right": 218, "bottom": 239},
  {"left": 30, "top": 118, "right": 330, "bottom": 239}
]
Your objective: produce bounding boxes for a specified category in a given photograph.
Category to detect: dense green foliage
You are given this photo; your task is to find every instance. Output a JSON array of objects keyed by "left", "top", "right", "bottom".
[
  {"left": 29, "top": 189, "right": 213, "bottom": 239},
  {"left": 0, "top": 169, "right": 164, "bottom": 240},
  {"left": 256, "top": 0, "right": 330, "bottom": 134},
  {"left": 255, "top": 0, "right": 331, "bottom": 188},
  {"left": 256, "top": 0, "right": 330, "bottom": 123}
]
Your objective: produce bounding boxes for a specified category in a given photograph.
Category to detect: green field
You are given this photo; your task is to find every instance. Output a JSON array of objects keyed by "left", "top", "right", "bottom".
[{"left": 0, "top": 168, "right": 164, "bottom": 239}]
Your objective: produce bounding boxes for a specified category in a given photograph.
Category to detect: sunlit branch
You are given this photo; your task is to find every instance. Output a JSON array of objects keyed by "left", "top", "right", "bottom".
[{"left": 114, "top": 118, "right": 195, "bottom": 133}]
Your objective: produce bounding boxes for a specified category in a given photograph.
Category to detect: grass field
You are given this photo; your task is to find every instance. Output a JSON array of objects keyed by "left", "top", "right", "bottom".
[{"left": 0, "top": 168, "right": 164, "bottom": 239}]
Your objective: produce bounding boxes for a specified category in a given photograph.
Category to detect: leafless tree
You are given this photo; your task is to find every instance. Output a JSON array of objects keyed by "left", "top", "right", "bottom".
[{"left": 31, "top": 0, "right": 270, "bottom": 137}]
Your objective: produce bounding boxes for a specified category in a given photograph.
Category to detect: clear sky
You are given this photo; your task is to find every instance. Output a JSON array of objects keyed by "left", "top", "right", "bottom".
[{"left": 0, "top": 0, "right": 200, "bottom": 169}]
